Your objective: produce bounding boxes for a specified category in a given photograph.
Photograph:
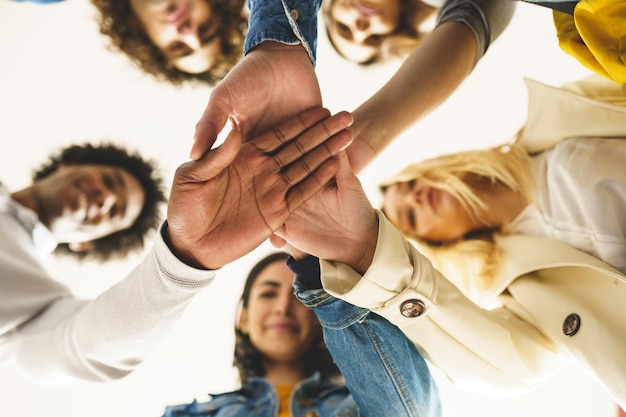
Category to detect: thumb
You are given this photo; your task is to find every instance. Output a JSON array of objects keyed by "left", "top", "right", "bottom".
[
  {"left": 191, "top": 93, "right": 231, "bottom": 160},
  {"left": 189, "top": 126, "right": 242, "bottom": 182},
  {"left": 269, "top": 234, "right": 286, "bottom": 248}
]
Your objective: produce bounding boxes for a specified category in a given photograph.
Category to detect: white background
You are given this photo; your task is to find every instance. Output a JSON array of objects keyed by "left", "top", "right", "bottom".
[{"left": 0, "top": 1, "right": 617, "bottom": 416}]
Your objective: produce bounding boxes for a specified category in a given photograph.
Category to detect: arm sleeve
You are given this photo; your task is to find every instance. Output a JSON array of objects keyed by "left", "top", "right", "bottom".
[
  {"left": 438, "top": 0, "right": 516, "bottom": 64},
  {"left": 11, "top": 222, "right": 217, "bottom": 384},
  {"left": 289, "top": 255, "right": 441, "bottom": 417},
  {"left": 244, "top": 0, "right": 321, "bottom": 65},
  {"left": 320, "top": 211, "right": 566, "bottom": 397}
]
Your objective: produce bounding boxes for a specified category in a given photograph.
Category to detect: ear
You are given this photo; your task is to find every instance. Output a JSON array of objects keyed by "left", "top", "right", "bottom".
[
  {"left": 68, "top": 241, "right": 95, "bottom": 253},
  {"left": 238, "top": 308, "right": 249, "bottom": 334}
]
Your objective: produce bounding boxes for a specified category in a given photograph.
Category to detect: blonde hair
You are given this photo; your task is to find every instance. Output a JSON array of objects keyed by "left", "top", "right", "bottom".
[{"left": 381, "top": 143, "right": 534, "bottom": 289}]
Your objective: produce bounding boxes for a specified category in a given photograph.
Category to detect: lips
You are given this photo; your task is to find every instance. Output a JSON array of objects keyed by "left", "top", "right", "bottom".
[
  {"left": 267, "top": 322, "right": 298, "bottom": 333},
  {"left": 356, "top": 1, "right": 378, "bottom": 15},
  {"left": 164, "top": 2, "right": 189, "bottom": 25}
]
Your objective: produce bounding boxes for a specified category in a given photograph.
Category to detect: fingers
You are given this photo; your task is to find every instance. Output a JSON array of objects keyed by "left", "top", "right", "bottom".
[
  {"left": 270, "top": 111, "right": 353, "bottom": 169},
  {"left": 285, "top": 157, "right": 340, "bottom": 213},
  {"left": 254, "top": 108, "right": 341, "bottom": 154},
  {"left": 280, "top": 130, "right": 352, "bottom": 186}
]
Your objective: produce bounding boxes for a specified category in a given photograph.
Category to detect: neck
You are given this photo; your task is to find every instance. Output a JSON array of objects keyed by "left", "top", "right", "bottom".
[
  {"left": 263, "top": 360, "right": 306, "bottom": 387},
  {"left": 476, "top": 184, "right": 528, "bottom": 229}
]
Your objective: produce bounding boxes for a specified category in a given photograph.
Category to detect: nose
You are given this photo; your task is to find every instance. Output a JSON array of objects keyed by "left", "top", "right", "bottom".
[
  {"left": 92, "top": 187, "right": 116, "bottom": 216},
  {"left": 274, "top": 293, "right": 295, "bottom": 316},
  {"left": 355, "top": 16, "right": 370, "bottom": 32},
  {"left": 176, "top": 20, "right": 201, "bottom": 48}
]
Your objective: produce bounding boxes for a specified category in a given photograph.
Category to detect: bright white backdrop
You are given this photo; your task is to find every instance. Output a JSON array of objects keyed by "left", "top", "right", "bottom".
[{"left": 0, "top": 1, "right": 616, "bottom": 416}]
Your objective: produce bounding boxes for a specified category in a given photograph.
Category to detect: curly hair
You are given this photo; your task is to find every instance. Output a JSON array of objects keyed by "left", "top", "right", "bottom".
[
  {"left": 90, "top": 0, "right": 247, "bottom": 86},
  {"left": 324, "top": 0, "right": 437, "bottom": 64},
  {"left": 33, "top": 142, "right": 167, "bottom": 262},
  {"left": 233, "top": 252, "right": 341, "bottom": 384}
]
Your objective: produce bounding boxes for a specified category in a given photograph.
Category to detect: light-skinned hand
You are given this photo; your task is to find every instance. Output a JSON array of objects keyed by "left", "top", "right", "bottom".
[{"left": 271, "top": 152, "right": 379, "bottom": 275}]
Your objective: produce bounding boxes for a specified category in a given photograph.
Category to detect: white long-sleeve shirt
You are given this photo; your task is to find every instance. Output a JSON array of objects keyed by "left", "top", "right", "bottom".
[{"left": 0, "top": 184, "right": 216, "bottom": 384}]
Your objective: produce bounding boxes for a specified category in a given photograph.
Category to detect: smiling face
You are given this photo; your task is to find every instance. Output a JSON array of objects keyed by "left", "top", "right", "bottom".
[
  {"left": 239, "top": 260, "right": 321, "bottom": 367},
  {"left": 129, "top": 0, "right": 223, "bottom": 74},
  {"left": 382, "top": 179, "right": 481, "bottom": 243},
  {"left": 325, "top": 0, "right": 401, "bottom": 63},
  {"left": 35, "top": 164, "right": 145, "bottom": 245}
]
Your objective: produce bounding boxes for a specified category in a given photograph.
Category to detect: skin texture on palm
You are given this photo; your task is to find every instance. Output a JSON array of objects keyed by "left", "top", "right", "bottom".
[{"left": 168, "top": 108, "right": 354, "bottom": 270}]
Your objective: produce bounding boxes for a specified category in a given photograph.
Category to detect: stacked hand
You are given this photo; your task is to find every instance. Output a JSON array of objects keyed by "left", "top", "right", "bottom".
[
  {"left": 168, "top": 108, "right": 353, "bottom": 270},
  {"left": 272, "top": 153, "right": 379, "bottom": 275},
  {"left": 192, "top": 42, "right": 322, "bottom": 160}
]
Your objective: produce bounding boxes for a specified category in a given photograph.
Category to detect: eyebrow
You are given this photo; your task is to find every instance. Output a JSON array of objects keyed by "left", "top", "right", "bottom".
[{"left": 256, "top": 281, "right": 281, "bottom": 289}]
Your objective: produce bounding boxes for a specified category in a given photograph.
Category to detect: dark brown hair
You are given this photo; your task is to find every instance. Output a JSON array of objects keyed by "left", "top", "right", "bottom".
[{"left": 233, "top": 252, "right": 341, "bottom": 383}]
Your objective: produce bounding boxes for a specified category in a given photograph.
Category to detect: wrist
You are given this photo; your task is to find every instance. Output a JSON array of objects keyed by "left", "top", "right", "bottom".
[{"left": 162, "top": 222, "right": 215, "bottom": 270}]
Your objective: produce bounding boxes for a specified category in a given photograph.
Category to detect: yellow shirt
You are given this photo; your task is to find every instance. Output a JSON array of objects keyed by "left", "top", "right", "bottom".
[{"left": 275, "top": 384, "right": 294, "bottom": 417}]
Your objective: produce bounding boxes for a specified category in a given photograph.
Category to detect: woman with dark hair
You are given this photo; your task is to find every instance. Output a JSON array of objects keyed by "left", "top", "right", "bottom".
[
  {"left": 90, "top": 0, "right": 248, "bottom": 86},
  {"left": 163, "top": 251, "right": 441, "bottom": 417}
]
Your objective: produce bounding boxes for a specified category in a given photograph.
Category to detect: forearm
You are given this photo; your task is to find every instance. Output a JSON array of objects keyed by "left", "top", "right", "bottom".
[
  {"left": 320, "top": 214, "right": 566, "bottom": 396},
  {"left": 13, "top": 223, "right": 216, "bottom": 384},
  {"left": 244, "top": 0, "right": 321, "bottom": 65},
  {"left": 347, "top": 0, "right": 516, "bottom": 173},
  {"left": 347, "top": 22, "right": 477, "bottom": 173}
]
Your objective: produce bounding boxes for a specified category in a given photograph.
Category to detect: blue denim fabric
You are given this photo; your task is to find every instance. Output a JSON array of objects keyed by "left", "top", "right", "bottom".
[
  {"left": 162, "top": 374, "right": 357, "bottom": 417},
  {"left": 289, "top": 256, "right": 442, "bottom": 417},
  {"left": 244, "top": 0, "right": 321, "bottom": 65}
]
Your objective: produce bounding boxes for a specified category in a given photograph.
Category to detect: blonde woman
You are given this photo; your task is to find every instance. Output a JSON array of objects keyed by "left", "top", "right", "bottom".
[{"left": 273, "top": 76, "right": 626, "bottom": 409}]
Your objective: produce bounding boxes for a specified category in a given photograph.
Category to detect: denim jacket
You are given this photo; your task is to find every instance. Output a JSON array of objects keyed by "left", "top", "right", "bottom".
[
  {"left": 162, "top": 373, "right": 357, "bottom": 417},
  {"left": 244, "top": 0, "right": 321, "bottom": 65}
]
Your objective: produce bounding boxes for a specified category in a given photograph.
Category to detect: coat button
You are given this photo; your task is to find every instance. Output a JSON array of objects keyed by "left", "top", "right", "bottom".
[
  {"left": 290, "top": 9, "right": 299, "bottom": 20},
  {"left": 563, "top": 313, "right": 581, "bottom": 336},
  {"left": 400, "top": 299, "right": 425, "bottom": 318}
]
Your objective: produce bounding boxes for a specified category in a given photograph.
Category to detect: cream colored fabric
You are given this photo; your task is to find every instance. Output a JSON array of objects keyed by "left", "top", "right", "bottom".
[
  {"left": 321, "top": 212, "right": 626, "bottom": 407},
  {"left": 516, "top": 75, "right": 626, "bottom": 153}
]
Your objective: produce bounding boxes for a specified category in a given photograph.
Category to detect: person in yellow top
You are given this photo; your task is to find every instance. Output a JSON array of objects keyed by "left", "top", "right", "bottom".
[{"left": 162, "top": 251, "right": 441, "bottom": 417}]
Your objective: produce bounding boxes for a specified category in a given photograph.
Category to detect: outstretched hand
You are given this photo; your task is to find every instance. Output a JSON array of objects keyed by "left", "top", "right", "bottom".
[
  {"left": 191, "top": 42, "right": 321, "bottom": 160},
  {"left": 168, "top": 108, "right": 354, "bottom": 270},
  {"left": 272, "top": 153, "right": 379, "bottom": 275}
]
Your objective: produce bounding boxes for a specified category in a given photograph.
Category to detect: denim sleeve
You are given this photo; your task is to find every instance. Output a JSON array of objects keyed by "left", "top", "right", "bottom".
[
  {"left": 289, "top": 256, "right": 442, "bottom": 417},
  {"left": 244, "top": 0, "right": 321, "bottom": 65}
]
